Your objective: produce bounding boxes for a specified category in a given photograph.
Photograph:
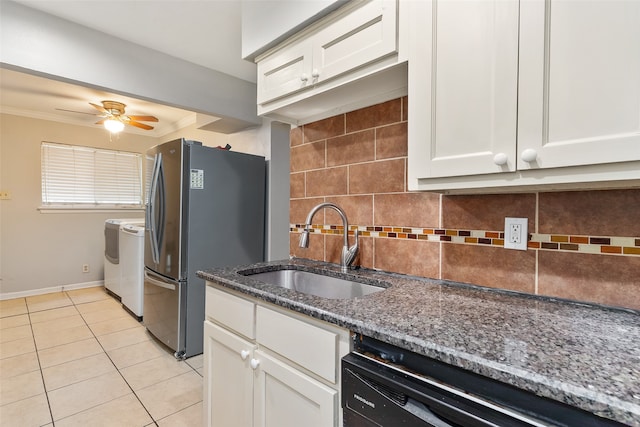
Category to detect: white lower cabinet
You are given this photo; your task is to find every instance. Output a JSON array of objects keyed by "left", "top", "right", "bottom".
[
  {"left": 203, "top": 321, "right": 255, "bottom": 427},
  {"left": 253, "top": 350, "right": 337, "bottom": 427},
  {"left": 204, "top": 285, "right": 349, "bottom": 427}
]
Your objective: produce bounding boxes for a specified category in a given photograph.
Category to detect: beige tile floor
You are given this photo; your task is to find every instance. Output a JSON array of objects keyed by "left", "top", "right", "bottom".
[{"left": 0, "top": 287, "right": 203, "bottom": 427}]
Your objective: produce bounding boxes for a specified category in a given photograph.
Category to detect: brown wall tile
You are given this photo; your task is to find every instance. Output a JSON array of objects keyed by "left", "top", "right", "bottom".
[
  {"left": 306, "top": 167, "right": 348, "bottom": 197},
  {"left": 442, "top": 194, "right": 536, "bottom": 231},
  {"left": 327, "top": 130, "right": 375, "bottom": 167},
  {"left": 325, "top": 195, "right": 373, "bottom": 226},
  {"left": 290, "top": 172, "right": 305, "bottom": 199},
  {"left": 290, "top": 126, "right": 303, "bottom": 147},
  {"left": 325, "top": 233, "right": 373, "bottom": 268},
  {"left": 402, "top": 96, "right": 408, "bottom": 122},
  {"left": 374, "top": 239, "right": 440, "bottom": 278},
  {"left": 349, "top": 159, "right": 405, "bottom": 194},
  {"left": 539, "top": 189, "right": 640, "bottom": 236},
  {"left": 303, "top": 115, "right": 345, "bottom": 143},
  {"left": 442, "top": 244, "right": 536, "bottom": 294},
  {"left": 290, "top": 232, "right": 324, "bottom": 261},
  {"left": 346, "top": 99, "right": 402, "bottom": 133},
  {"left": 290, "top": 198, "right": 325, "bottom": 224},
  {"left": 290, "top": 141, "right": 325, "bottom": 173},
  {"left": 376, "top": 122, "right": 407, "bottom": 160},
  {"left": 374, "top": 193, "right": 440, "bottom": 228},
  {"left": 538, "top": 251, "right": 640, "bottom": 310}
]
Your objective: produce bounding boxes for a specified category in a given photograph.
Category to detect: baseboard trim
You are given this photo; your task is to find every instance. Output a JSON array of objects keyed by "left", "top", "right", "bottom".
[{"left": 0, "top": 281, "right": 104, "bottom": 300}]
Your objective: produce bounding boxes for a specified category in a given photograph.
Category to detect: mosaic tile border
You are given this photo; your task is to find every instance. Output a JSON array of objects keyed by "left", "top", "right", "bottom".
[{"left": 290, "top": 224, "right": 640, "bottom": 257}]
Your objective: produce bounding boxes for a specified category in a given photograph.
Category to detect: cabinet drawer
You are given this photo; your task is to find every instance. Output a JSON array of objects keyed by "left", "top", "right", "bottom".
[
  {"left": 205, "top": 286, "right": 255, "bottom": 339},
  {"left": 313, "top": 0, "right": 397, "bottom": 83},
  {"left": 257, "top": 40, "right": 313, "bottom": 104},
  {"left": 256, "top": 306, "right": 338, "bottom": 383}
]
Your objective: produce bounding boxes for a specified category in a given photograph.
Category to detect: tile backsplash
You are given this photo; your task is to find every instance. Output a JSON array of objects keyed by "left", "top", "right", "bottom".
[{"left": 289, "top": 97, "right": 640, "bottom": 311}]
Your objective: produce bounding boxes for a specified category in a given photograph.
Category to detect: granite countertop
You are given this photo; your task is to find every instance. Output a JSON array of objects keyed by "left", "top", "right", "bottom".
[{"left": 197, "top": 258, "right": 640, "bottom": 426}]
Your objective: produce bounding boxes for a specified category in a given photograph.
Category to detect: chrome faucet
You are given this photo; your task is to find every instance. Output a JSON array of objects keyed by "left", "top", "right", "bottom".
[{"left": 299, "top": 202, "right": 359, "bottom": 272}]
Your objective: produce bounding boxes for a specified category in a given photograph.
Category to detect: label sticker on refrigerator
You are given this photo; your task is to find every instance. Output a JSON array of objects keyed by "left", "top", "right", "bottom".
[{"left": 190, "top": 169, "right": 204, "bottom": 189}]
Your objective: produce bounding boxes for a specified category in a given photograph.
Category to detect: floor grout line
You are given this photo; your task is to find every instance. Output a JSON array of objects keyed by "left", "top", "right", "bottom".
[{"left": 1, "top": 288, "right": 202, "bottom": 426}]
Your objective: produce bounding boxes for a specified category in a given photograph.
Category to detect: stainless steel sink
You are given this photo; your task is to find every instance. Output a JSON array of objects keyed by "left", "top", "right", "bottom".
[{"left": 242, "top": 269, "right": 386, "bottom": 300}]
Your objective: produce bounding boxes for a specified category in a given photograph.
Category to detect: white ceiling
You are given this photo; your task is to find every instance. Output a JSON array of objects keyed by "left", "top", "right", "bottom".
[{"left": 0, "top": 0, "right": 258, "bottom": 137}]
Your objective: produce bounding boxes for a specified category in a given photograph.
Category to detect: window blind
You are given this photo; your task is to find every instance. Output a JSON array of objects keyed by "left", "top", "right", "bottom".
[{"left": 41, "top": 142, "right": 143, "bottom": 207}]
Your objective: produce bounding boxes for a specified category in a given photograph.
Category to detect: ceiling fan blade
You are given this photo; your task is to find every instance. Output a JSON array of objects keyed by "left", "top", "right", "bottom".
[
  {"left": 127, "top": 115, "right": 158, "bottom": 122},
  {"left": 55, "top": 108, "right": 99, "bottom": 116},
  {"left": 89, "top": 102, "right": 108, "bottom": 114},
  {"left": 95, "top": 119, "right": 106, "bottom": 125},
  {"left": 127, "top": 120, "right": 154, "bottom": 130}
]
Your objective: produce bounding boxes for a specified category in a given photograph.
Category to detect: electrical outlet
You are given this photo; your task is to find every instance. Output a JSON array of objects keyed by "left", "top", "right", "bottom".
[
  {"left": 82, "top": 264, "right": 90, "bottom": 273},
  {"left": 504, "top": 218, "right": 528, "bottom": 250}
]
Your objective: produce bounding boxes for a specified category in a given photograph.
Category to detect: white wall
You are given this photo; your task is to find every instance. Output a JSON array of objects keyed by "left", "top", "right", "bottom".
[
  {"left": 1, "top": 1, "right": 261, "bottom": 133},
  {"left": 0, "top": 113, "right": 287, "bottom": 297},
  {"left": 241, "top": 0, "right": 347, "bottom": 59},
  {"left": 0, "top": 114, "right": 155, "bottom": 296}
]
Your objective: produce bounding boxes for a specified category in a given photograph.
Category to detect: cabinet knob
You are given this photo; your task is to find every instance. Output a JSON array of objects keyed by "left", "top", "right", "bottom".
[
  {"left": 521, "top": 149, "right": 538, "bottom": 163},
  {"left": 311, "top": 69, "right": 320, "bottom": 79},
  {"left": 240, "top": 350, "right": 250, "bottom": 360},
  {"left": 493, "top": 153, "right": 508, "bottom": 166},
  {"left": 300, "top": 73, "right": 309, "bottom": 82},
  {"left": 250, "top": 358, "right": 260, "bottom": 370}
]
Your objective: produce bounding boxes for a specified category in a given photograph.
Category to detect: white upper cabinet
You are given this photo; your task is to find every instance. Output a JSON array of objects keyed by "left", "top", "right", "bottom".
[
  {"left": 408, "top": 0, "right": 640, "bottom": 192},
  {"left": 256, "top": 0, "right": 406, "bottom": 125},
  {"left": 517, "top": 0, "right": 640, "bottom": 170},
  {"left": 408, "top": 0, "right": 519, "bottom": 179}
]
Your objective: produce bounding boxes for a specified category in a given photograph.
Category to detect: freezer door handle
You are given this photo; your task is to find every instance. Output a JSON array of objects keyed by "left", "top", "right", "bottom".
[
  {"left": 144, "top": 270, "right": 177, "bottom": 291},
  {"left": 148, "top": 153, "right": 163, "bottom": 264}
]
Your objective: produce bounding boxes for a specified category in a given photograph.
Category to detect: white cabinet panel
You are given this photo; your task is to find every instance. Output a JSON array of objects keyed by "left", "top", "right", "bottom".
[
  {"left": 256, "top": 306, "right": 338, "bottom": 383},
  {"left": 408, "top": 0, "right": 640, "bottom": 192},
  {"left": 257, "top": 40, "right": 313, "bottom": 104},
  {"left": 256, "top": 0, "right": 401, "bottom": 121},
  {"left": 253, "top": 350, "right": 338, "bottom": 427},
  {"left": 408, "top": 0, "right": 519, "bottom": 180},
  {"left": 313, "top": 0, "right": 397, "bottom": 83},
  {"left": 518, "top": 0, "right": 640, "bottom": 169},
  {"left": 206, "top": 286, "right": 255, "bottom": 339},
  {"left": 203, "top": 321, "right": 255, "bottom": 427}
]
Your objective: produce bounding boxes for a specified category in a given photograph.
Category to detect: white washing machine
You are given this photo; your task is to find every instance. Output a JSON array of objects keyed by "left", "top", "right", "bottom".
[
  {"left": 104, "top": 218, "right": 144, "bottom": 299},
  {"left": 120, "top": 224, "right": 145, "bottom": 319}
]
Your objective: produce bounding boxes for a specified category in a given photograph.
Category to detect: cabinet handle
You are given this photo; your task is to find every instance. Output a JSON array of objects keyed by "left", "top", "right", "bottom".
[
  {"left": 250, "top": 358, "right": 260, "bottom": 370},
  {"left": 311, "top": 69, "right": 320, "bottom": 79},
  {"left": 300, "top": 73, "right": 309, "bottom": 82},
  {"left": 240, "top": 350, "right": 250, "bottom": 360},
  {"left": 521, "top": 149, "right": 538, "bottom": 163},
  {"left": 493, "top": 153, "right": 508, "bottom": 166}
]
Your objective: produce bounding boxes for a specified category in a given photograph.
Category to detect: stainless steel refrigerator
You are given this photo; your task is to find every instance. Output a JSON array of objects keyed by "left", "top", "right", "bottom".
[{"left": 144, "top": 138, "right": 265, "bottom": 359}]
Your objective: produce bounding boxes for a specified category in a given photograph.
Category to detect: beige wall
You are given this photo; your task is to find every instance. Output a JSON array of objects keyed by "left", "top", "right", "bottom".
[
  {"left": 0, "top": 113, "right": 272, "bottom": 296},
  {"left": 289, "top": 98, "right": 640, "bottom": 311}
]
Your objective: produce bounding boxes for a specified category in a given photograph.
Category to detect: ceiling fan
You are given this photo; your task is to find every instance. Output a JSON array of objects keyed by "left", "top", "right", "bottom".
[{"left": 89, "top": 100, "right": 158, "bottom": 132}]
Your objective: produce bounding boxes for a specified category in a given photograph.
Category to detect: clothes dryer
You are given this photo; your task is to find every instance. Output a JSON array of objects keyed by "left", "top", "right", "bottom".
[{"left": 104, "top": 218, "right": 144, "bottom": 299}]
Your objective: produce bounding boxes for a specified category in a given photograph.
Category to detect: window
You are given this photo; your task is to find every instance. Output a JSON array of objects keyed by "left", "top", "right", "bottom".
[{"left": 41, "top": 142, "right": 144, "bottom": 208}]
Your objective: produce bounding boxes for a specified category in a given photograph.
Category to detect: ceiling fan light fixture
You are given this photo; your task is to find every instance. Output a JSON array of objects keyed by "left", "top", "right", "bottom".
[{"left": 104, "top": 118, "right": 124, "bottom": 133}]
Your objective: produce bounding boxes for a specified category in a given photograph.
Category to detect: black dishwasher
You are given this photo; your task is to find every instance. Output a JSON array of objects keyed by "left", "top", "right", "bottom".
[{"left": 342, "top": 335, "right": 625, "bottom": 427}]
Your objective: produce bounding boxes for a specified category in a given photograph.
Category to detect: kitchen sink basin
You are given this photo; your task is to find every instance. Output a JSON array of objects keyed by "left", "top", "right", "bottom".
[{"left": 242, "top": 269, "right": 386, "bottom": 300}]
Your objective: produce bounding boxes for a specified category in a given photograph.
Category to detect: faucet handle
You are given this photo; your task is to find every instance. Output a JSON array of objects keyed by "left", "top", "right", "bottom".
[{"left": 344, "top": 229, "right": 360, "bottom": 269}]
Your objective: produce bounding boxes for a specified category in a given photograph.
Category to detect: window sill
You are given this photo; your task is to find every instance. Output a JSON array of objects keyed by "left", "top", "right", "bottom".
[{"left": 38, "top": 206, "right": 145, "bottom": 214}]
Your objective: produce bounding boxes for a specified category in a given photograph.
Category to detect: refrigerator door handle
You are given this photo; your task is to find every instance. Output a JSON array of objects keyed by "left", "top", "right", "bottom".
[
  {"left": 148, "top": 153, "right": 163, "bottom": 264},
  {"left": 144, "top": 270, "right": 177, "bottom": 291}
]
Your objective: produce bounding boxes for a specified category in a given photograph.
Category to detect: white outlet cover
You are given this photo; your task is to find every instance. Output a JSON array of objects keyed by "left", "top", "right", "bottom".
[{"left": 504, "top": 217, "right": 528, "bottom": 250}]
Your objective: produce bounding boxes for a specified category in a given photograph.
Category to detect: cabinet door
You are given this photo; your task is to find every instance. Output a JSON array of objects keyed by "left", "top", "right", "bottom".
[
  {"left": 408, "top": 0, "right": 520, "bottom": 180},
  {"left": 203, "top": 321, "right": 255, "bottom": 427},
  {"left": 313, "top": 0, "right": 397, "bottom": 84},
  {"left": 253, "top": 350, "right": 338, "bottom": 427},
  {"left": 257, "top": 40, "right": 313, "bottom": 104},
  {"left": 518, "top": 0, "right": 640, "bottom": 169}
]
